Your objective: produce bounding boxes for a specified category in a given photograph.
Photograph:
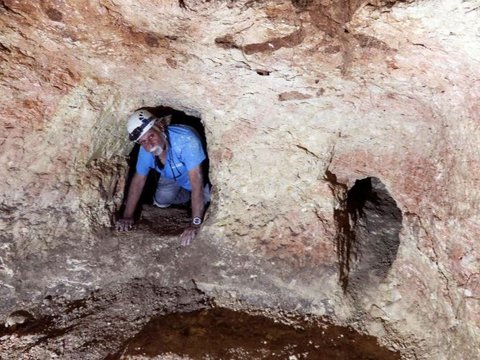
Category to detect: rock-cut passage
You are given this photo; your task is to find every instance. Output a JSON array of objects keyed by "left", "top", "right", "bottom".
[{"left": 119, "top": 105, "right": 211, "bottom": 233}]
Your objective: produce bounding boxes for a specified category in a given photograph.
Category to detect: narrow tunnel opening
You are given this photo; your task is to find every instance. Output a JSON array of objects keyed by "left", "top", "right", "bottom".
[
  {"left": 329, "top": 174, "right": 402, "bottom": 292},
  {"left": 346, "top": 177, "right": 403, "bottom": 291},
  {"left": 119, "top": 106, "right": 211, "bottom": 235}
]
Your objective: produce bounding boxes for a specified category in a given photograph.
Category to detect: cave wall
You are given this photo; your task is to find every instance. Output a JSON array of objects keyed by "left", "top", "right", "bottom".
[{"left": 1, "top": 0, "right": 479, "bottom": 358}]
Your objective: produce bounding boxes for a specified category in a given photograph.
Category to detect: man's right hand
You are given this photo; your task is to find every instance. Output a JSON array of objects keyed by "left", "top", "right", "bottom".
[{"left": 115, "top": 217, "right": 134, "bottom": 231}]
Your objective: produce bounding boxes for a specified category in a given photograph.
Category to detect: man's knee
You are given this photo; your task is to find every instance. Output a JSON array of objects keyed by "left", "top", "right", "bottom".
[
  {"left": 154, "top": 177, "right": 190, "bottom": 206},
  {"left": 153, "top": 198, "right": 171, "bottom": 208},
  {"left": 154, "top": 177, "right": 180, "bottom": 206}
]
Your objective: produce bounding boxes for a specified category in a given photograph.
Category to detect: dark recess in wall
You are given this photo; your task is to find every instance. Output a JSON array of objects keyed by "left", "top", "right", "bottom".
[
  {"left": 327, "top": 173, "right": 402, "bottom": 292},
  {"left": 346, "top": 177, "right": 402, "bottom": 291}
]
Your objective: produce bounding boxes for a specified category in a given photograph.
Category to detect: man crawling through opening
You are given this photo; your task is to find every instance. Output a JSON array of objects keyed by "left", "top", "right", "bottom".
[{"left": 115, "top": 109, "right": 210, "bottom": 246}]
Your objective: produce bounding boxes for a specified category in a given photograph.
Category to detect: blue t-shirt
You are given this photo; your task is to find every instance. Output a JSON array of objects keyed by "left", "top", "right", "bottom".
[{"left": 136, "top": 125, "right": 206, "bottom": 191}]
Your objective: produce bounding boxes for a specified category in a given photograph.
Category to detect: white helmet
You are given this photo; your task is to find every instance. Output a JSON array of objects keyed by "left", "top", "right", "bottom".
[{"left": 127, "top": 109, "right": 156, "bottom": 142}]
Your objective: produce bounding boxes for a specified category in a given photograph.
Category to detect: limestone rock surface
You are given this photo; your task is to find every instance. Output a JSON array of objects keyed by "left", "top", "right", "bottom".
[{"left": 1, "top": 0, "right": 480, "bottom": 358}]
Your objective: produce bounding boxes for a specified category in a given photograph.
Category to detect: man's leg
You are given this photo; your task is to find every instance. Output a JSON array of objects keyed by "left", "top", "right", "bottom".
[{"left": 153, "top": 177, "right": 190, "bottom": 208}]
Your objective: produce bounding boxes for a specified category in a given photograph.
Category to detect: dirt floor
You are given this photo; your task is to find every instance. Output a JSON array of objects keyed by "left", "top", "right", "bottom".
[
  {"left": 0, "top": 278, "right": 209, "bottom": 360},
  {"left": 115, "top": 307, "right": 400, "bottom": 360},
  {"left": 0, "top": 294, "right": 400, "bottom": 360},
  {"left": 0, "top": 206, "right": 401, "bottom": 359},
  {"left": 132, "top": 204, "right": 192, "bottom": 237}
]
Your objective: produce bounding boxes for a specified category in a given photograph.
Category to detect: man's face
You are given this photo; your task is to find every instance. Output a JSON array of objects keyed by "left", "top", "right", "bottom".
[{"left": 138, "top": 128, "right": 162, "bottom": 153}]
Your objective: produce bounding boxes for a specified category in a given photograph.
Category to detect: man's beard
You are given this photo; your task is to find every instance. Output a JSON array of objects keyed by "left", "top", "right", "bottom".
[{"left": 150, "top": 145, "right": 163, "bottom": 157}]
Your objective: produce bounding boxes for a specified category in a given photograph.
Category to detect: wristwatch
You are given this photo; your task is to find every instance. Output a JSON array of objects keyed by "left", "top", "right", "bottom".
[{"left": 192, "top": 216, "right": 202, "bottom": 226}]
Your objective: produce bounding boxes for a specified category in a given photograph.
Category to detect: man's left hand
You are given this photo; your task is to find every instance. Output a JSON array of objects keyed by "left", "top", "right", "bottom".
[{"left": 180, "top": 225, "right": 200, "bottom": 246}]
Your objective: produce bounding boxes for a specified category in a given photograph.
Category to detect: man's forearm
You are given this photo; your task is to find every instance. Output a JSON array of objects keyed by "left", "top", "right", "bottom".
[
  {"left": 191, "top": 187, "right": 204, "bottom": 220},
  {"left": 188, "top": 165, "right": 205, "bottom": 221},
  {"left": 123, "top": 174, "right": 146, "bottom": 218},
  {"left": 180, "top": 164, "right": 206, "bottom": 246}
]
